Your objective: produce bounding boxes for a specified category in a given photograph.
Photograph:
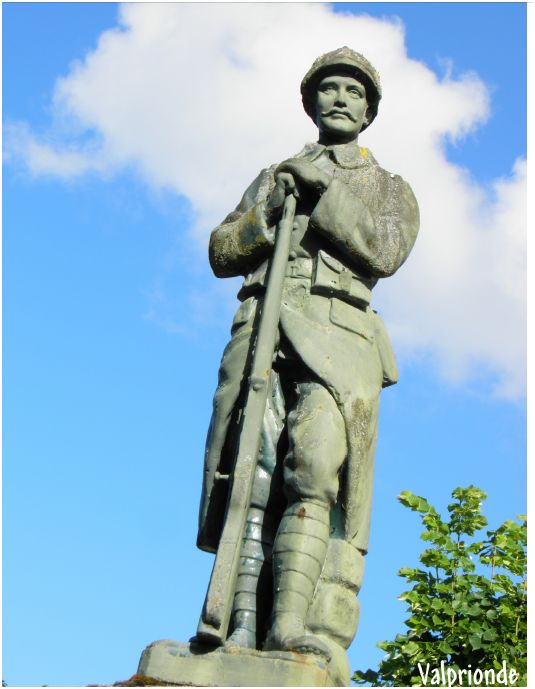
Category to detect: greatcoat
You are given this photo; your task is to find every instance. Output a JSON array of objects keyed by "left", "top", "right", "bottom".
[{"left": 197, "top": 140, "right": 419, "bottom": 556}]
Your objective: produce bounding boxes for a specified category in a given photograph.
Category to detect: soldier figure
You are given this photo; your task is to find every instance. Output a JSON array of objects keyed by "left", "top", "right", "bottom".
[{"left": 197, "top": 47, "right": 419, "bottom": 669}]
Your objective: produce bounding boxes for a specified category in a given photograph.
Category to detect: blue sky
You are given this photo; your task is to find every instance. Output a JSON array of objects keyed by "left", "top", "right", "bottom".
[{"left": 3, "top": 3, "right": 526, "bottom": 687}]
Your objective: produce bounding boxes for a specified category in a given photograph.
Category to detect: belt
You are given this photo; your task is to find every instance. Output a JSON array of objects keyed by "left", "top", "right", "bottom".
[
  {"left": 285, "top": 256, "right": 313, "bottom": 279},
  {"left": 285, "top": 253, "right": 371, "bottom": 309}
]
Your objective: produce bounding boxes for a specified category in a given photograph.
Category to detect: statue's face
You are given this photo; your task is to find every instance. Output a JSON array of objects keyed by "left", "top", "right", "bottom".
[{"left": 315, "top": 73, "right": 368, "bottom": 142}]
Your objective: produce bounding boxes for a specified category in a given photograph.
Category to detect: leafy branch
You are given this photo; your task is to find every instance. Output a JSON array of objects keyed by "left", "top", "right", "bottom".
[{"left": 353, "top": 486, "right": 527, "bottom": 686}]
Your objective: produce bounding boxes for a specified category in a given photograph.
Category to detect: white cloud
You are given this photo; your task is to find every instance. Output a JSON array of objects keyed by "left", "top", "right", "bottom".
[
  {"left": 5, "top": 3, "right": 526, "bottom": 397},
  {"left": 4, "top": 121, "right": 111, "bottom": 177},
  {"left": 377, "top": 157, "right": 526, "bottom": 398}
]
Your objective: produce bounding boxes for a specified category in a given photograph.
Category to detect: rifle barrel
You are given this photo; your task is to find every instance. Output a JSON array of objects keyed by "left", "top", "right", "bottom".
[{"left": 197, "top": 194, "right": 296, "bottom": 644}]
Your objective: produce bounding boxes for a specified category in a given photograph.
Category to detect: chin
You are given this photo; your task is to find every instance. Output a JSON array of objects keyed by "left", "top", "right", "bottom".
[
  {"left": 321, "top": 120, "right": 359, "bottom": 139},
  {"left": 322, "top": 127, "right": 359, "bottom": 143}
]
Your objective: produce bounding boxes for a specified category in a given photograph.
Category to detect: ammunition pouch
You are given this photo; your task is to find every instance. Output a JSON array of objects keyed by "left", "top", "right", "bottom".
[{"left": 310, "top": 250, "right": 372, "bottom": 309}]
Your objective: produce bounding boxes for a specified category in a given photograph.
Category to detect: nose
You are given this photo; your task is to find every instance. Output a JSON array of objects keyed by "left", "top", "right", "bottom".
[{"left": 334, "top": 86, "right": 348, "bottom": 106}]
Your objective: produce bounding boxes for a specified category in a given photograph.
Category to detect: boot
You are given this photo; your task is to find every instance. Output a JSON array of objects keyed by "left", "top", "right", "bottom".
[{"left": 265, "top": 500, "right": 332, "bottom": 659}]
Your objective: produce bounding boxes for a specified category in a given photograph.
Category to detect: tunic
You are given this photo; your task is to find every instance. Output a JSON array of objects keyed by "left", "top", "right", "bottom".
[{"left": 197, "top": 140, "right": 419, "bottom": 555}]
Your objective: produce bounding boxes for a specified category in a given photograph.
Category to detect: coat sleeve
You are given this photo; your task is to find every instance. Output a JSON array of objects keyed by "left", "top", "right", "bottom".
[
  {"left": 309, "top": 172, "right": 420, "bottom": 278},
  {"left": 209, "top": 167, "right": 277, "bottom": 278}
]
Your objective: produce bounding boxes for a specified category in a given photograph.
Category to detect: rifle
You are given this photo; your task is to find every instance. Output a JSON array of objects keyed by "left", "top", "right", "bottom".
[{"left": 197, "top": 192, "right": 297, "bottom": 645}]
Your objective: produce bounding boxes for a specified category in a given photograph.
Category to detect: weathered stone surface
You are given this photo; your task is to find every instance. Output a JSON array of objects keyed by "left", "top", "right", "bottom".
[
  {"left": 136, "top": 47, "right": 420, "bottom": 689},
  {"left": 196, "top": 48, "right": 419, "bottom": 665},
  {"left": 320, "top": 538, "right": 366, "bottom": 592},
  {"left": 138, "top": 640, "right": 347, "bottom": 686},
  {"left": 306, "top": 538, "right": 364, "bottom": 647},
  {"left": 307, "top": 583, "right": 360, "bottom": 648}
]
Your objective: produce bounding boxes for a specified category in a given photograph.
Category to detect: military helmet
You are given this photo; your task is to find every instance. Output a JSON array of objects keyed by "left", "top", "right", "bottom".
[{"left": 300, "top": 46, "right": 381, "bottom": 132}]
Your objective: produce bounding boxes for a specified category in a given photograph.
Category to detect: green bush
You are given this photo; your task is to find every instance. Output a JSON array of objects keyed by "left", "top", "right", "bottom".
[{"left": 353, "top": 486, "right": 526, "bottom": 686}]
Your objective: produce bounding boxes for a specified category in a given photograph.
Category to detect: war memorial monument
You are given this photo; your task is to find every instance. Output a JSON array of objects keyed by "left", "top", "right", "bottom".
[{"left": 138, "top": 46, "right": 420, "bottom": 686}]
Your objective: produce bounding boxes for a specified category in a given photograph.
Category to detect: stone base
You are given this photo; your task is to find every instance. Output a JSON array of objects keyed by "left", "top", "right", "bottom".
[{"left": 138, "top": 639, "right": 348, "bottom": 686}]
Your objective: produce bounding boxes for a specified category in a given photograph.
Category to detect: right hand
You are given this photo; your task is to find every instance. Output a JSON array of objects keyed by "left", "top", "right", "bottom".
[{"left": 266, "top": 172, "right": 298, "bottom": 218}]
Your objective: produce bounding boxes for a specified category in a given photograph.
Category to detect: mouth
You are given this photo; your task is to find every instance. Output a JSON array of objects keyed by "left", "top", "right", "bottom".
[{"left": 323, "top": 110, "right": 356, "bottom": 122}]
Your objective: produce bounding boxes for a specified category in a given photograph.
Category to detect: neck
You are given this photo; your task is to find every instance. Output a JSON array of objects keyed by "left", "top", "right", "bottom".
[{"left": 318, "top": 132, "right": 359, "bottom": 146}]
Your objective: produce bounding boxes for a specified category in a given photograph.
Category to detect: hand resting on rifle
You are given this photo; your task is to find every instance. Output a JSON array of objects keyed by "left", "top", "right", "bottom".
[{"left": 266, "top": 159, "right": 331, "bottom": 227}]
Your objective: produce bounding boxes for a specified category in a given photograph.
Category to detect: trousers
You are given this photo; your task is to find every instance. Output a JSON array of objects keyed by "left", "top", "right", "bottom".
[
  {"left": 250, "top": 341, "right": 348, "bottom": 515},
  {"left": 231, "top": 342, "right": 348, "bottom": 643}
]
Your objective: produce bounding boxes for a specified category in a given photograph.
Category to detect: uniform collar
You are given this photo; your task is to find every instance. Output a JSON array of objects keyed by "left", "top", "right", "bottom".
[{"left": 295, "top": 140, "right": 376, "bottom": 169}]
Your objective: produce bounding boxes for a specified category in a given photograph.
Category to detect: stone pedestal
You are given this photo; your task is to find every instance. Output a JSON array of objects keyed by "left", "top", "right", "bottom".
[{"left": 138, "top": 639, "right": 348, "bottom": 686}]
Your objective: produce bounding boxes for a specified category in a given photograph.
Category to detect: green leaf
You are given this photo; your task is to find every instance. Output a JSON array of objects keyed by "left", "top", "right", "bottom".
[
  {"left": 398, "top": 490, "right": 417, "bottom": 507},
  {"left": 403, "top": 641, "right": 420, "bottom": 656},
  {"left": 467, "top": 605, "right": 482, "bottom": 617},
  {"left": 483, "top": 628, "right": 497, "bottom": 641},
  {"left": 469, "top": 634, "right": 483, "bottom": 650},
  {"left": 438, "top": 641, "right": 454, "bottom": 655},
  {"left": 398, "top": 491, "right": 432, "bottom": 514},
  {"left": 421, "top": 530, "right": 442, "bottom": 541}
]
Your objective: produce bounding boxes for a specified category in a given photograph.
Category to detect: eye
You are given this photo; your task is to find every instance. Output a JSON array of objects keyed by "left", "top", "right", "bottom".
[
  {"left": 348, "top": 87, "right": 363, "bottom": 98},
  {"left": 320, "top": 84, "right": 336, "bottom": 93}
]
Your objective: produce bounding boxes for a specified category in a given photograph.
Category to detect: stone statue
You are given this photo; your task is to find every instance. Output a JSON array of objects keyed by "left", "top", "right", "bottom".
[{"left": 138, "top": 47, "right": 419, "bottom": 687}]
